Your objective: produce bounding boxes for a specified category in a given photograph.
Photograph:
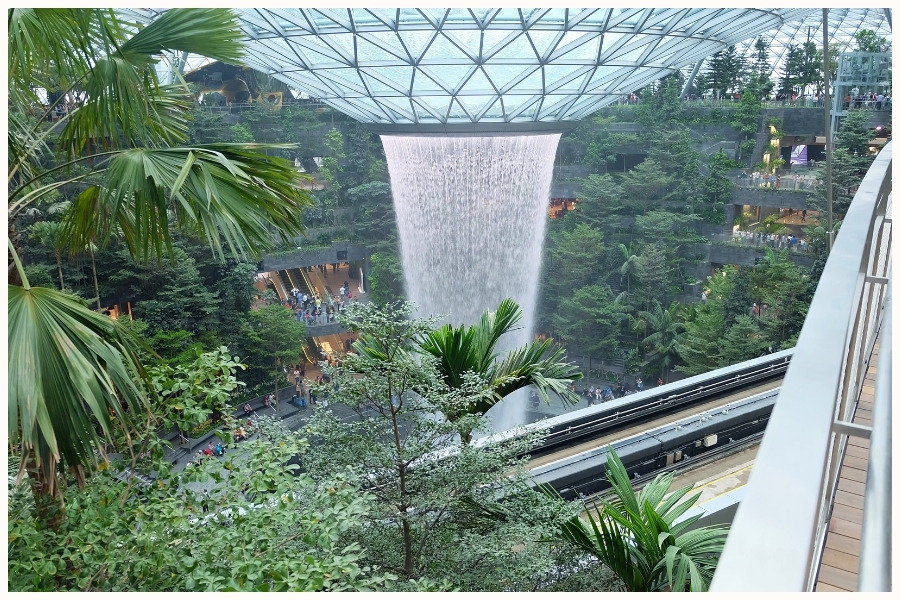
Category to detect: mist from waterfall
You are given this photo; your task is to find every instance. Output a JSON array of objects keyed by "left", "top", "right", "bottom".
[{"left": 381, "top": 133, "right": 560, "bottom": 433}]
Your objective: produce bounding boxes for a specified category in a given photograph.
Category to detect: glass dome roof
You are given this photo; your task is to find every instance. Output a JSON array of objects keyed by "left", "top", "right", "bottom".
[{"left": 123, "top": 8, "right": 890, "bottom": 126}]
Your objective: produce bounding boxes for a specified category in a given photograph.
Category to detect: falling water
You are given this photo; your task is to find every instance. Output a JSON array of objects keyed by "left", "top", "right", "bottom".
[{"left": 381, "top": 133, "right": 561, "bottom": 432}]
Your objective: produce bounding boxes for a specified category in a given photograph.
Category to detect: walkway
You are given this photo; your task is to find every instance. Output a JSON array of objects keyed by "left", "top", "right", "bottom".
[{"left": 814, "top": 336, "right": 879, "bottom": 592}]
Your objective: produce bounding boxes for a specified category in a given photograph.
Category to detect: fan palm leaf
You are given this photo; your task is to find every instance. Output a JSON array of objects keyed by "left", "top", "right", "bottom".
[
  {"left": 8, "top": 283, "right": 152, "bottom": 496},
  {"left": 418, "top": 298, "right": 581, "bottom": 423}
]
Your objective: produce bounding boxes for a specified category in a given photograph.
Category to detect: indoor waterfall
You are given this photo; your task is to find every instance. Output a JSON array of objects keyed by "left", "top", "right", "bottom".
[{"left": 381, "top": 133, "right": 561, "bottom": 433}]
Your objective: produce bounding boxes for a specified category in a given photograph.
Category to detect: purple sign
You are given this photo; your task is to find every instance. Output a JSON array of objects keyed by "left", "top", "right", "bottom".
[{"left": 790, "top": 145, "right": 808, "bottom": 165}]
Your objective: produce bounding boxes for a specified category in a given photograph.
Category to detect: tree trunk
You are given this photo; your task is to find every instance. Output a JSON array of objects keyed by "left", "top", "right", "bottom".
[
  {"left": 55, "top": 252, "right": 64, "bottom": 290},
  {"left": 89, "top": 244, "right": 101, "bottom": 310},
  {"left": 25, "top": 455, "right": 65, "bottom": 531}
]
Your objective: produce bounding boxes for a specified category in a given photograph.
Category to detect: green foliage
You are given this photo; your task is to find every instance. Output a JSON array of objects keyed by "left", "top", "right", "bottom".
[
  {"left": 854, "top": 29, "right": 891, "bottom": 53},
  {"left": 236, "top": 304, "right": 306, "bottom": 386},
  {"left": 306, "top": 301, "right": 572, "bottom": 585},
  {"left": 552, "top": 285, "right": 626, "bottom": 362},
  {"left": 149, "top": 346, "right": 246, "bottom": 433},
  {"left": 229, "top": 122, "right": 254, "bottom": 143},
  {"left": 553, "top": 446, "right": 729, "bottom": 591},
  {"left": 8, "top": 434, "right": 391, "bottom": 591},
  {"left": 419, "top": 298, "right": 581, "bottom": 433}
]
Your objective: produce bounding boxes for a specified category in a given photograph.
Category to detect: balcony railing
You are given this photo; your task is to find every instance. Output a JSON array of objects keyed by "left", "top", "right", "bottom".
[{"left": 711, "top": 141, "right": 892, "bottom": 591}]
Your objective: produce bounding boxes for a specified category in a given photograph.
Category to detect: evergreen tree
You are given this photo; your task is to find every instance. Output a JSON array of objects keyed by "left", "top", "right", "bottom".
[{"left": 717, "top": 314, "right": 770, "bottom": 365}]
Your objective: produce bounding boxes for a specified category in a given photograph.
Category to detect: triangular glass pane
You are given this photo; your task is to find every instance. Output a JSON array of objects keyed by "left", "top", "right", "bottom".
[
  {"left": 421, "top": 7, "right": 448, "bottom": 25},
  {"left": 398, "top": 8, "right": 429, "bottom": 25},
  {"left": 355, "top": 36, "right": 403, "bottom": 64},
  {"left": 533, "top": 8, "right": 567, "bottom": 26},
  {"left": 501, "top": 94, "right": 540, "bottom": 117},
  {"left": 423, "top": 33, "right": 470, "bottom": 62},
  {"left": 411, "top": 98, "right": 442, "bottom": 121},
  {"left": 615, "top": 45, "right": 646, "bottom": 63},
  {"left": 421, "top": 64, "right": 473, "bottom": 92},
  {"left": 377, "top": 66, "right": 414, "bottom": 93},
  {"left": 468, "top": 8, "right": 493, "bottom": 24},
  {"left": 457, "top": 94, "right": 497, "bottom": 118},
  {"left": 348, "top": 9, "right": 381, "bottom": 26},
  {"left": 374, "top": 97, "right": 415, "bottom": 121},
  {"left": 516, "top": 69, "right": 544, "bottom": 92},
  {"left": 491, "top": 8, "right": 522, "bottom": 24},
  {"left": 445, "top": 8, "right": 475, "bottom": 25},
  {"left": 527, "top": 30, "right": 561, "bottom": 60},
  {"left": 483, "top": 64, "right": 532, "bottom": 92},
  {"left": 398, "top": 29, "right": 438, "bottom": 61},
  {"left": 411, "top": 69, "right": 445, "bottom": 94},
  {"left": 416, "top": 95, "right": 452, "bottom": 119},
  {"left": 360, "top": 71, "right": 400, "bottom": 94},
  {"left": 552, "top": 31, "right": 599, "bottom": 61},
  {"left": 459, "top": 67, "right": 495, "bottom": 93},
  {"left": 538, "top": 95, "right": 571, "bottom": 119},
  {"left": 317, "top": 67, "right": 366, "bottom": 91},
  {"left": 579, "top": 8, "right": 611, "bottom": 25},
  {"left": 481, "top": 29, "right": 516, "bottom": 57},
  {"left": 544, "top": 64, "right": 582, "bottom": 88},
  {"left": 447, "top": 97, "right": 471, "bottom": 120},
  {"left": 480, "top": 96, "right": 504, "bottom": 119},
  {"left": 551, "top": 73, "right": 589, "bottom": 93},
  {"left": 319, "top": 33, "right": 356, "bottom": 61},
  {"left": 599, "top": 32, "right": 624, "bottom": 60},
  {"left": 586, "top": 66, "right": 625, "bottom": 90},
  {"left": 368, "top": 31, "right": 414, "bottom": 62},
  {"left": 296, "top": 45, "right": 343, "bottom": 68},
  {"left": 308, "top": 9, "right": 350, "bottom": 30},
  {"left": 492, "top": 33, "right": 538, "bottom": 61},
  {"left": 444, "top": 30, "right": 481, "bottom": 59}
]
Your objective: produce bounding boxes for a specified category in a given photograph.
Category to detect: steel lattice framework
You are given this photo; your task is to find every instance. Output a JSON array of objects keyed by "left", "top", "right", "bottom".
[
  {"left": 124, "top": 8, "right": 891, "bottom": 125},
  {"left": 731, "top": 8, "right": 892, "bottom": 79}
]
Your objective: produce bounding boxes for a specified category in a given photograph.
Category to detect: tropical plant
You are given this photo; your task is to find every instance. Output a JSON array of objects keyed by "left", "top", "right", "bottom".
[
  {"left": 418, "top": 298, "right": 581, "bottom": 438},
  {"left": 636, "top": 301, "right": 685, "bottom": 383},
  {"left": 554, "top": 446, "right": 729, "bottom": 591},
  {"left": 8, "top": 8, "right": 313, "bottom": 523}
]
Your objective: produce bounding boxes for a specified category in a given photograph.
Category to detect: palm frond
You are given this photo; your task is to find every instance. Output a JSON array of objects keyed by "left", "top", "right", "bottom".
[
  {"left": 61, "top": 145, "right": 314, "bottom": 262},
  {"left": 8, "top": 285, "right": 153, "bottom": 491}
]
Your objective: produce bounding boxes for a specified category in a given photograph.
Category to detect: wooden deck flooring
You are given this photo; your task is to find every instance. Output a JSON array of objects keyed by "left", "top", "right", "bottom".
[{"left": 813, "top": 340, "right": 878, "bottom": 592}]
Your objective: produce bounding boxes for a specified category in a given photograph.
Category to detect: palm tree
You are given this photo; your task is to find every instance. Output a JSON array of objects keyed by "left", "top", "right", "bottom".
[
  {"left": 637, "top": 301, "right": 685, "bottom": 384},
  {"left": 8, "top": 8, "right": 313, "bottom": 523},
  {"left": 617, "top": 242, "right": 643, "bottom": 296},
  {"left": 418, "top": 298, "right": 581, "bottom": 442},
  {"left": 554, "top": 446, "right": 729, "bottom": 591}
]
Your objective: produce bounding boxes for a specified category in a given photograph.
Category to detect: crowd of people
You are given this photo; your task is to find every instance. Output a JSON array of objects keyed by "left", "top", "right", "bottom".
[
  {"left": 731, "top": 229, "right": 811, "bottom": 253},
  {"left": 737, "top": 171, "right": 819, "bottom": 190},
  {"left": 286, "top": 280, "right": 357, "bottom": 326}
]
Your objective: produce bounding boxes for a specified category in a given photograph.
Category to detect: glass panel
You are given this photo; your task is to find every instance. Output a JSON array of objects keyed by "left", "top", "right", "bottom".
[
  {"left": 445, "top": 8, "right": 475, "bottom": 25},
  {"left": 491, "top": 8, "right": 523, "bottom": 25},
  {"left": 459, "top": 67, "right": 494, "bottom": 93},
  {"left": 481, "top": 29, "right": 517, "bottom": 57},
  {"left": 514, "top": 69, "right": 544, "bottom": 92},
  {"left": 397, "top": 30, "right": 436, "bottom": 62},
  {"left": 543, "top": 64, "right": 581, "bottom": 88},
  {"left": 527, "top": 30, "right": 560, "bottom": 60},
  {"left": 368, "top": 31, "right": 414, "bottom": 61},
  {"left": 423, "top": 64, "right": 472, "bottom": 91},
  {"left": 319, "top": 68, "right": 366, "bottom": 91},
  {"left": 421, "top": 7, "right": 448, "bottom": 24},
  {"left": 533, "top": 8, "right": 567, "bottom": 26},
  {"left": 578, "top": 9, "right": 611, "bottom": 26},
  {"left": 445, "top": 30, "right": 482, "bottom": 58},
  {"left": 361, "top": 72, "right": 399, "bottom": 93},
  {"left": 483, "top": 64, "right": 532, "bottom": 92},
  {"left": 446, "top": 97, "right": 470, "bottom": 120},
  {"left": 355, "top": 37, "right": 403, "bottom": 64},
  {"left": 349, "top": 9, "right": 381, "bottom": 26},
  {"left": 411, "top": 69, "right": 445, "bottom": 94},
  {"left": 552, "top": 31, "right": 599, "bottom": 61},
  {"left": 501, "top": 94, "right": 539, "bottom": 116},
  {"left": 308, "top": 9, "right": 348, "bottom": 30},
  {"left": 320, "top": 33, "right": 356, "bottom": 60},
  {"left": 397, "top": 9, "right": 430, "bottom": 26},
  {"left": 422, "top": 33, "right": 470, "bottom": 62},
  {"left": 492, "top": 33, "right": 537, "bottom": 61},
  {"left": 457, "top": 94, "right": 497, "bottom": 117},
  {"left": 416, "top": 95, "right": 451, "bottom": 119}
]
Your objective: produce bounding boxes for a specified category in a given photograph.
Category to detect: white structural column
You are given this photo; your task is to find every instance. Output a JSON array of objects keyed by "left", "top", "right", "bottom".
[{"left": 381, "top": 133, "right": 560, "bottom": 348}]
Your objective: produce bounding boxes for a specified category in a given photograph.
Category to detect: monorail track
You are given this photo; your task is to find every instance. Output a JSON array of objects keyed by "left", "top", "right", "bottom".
[{"left": 527, "top": 378, "right": 782, "bottom": 470}]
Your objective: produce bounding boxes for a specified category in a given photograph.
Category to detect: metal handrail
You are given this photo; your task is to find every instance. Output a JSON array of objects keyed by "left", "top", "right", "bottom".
[
  {"left": 858, "top": 286, "right": 891, "bottom": 592},
  {"left": 711, "top": 141, "right": 892, "bottom": 591}
]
